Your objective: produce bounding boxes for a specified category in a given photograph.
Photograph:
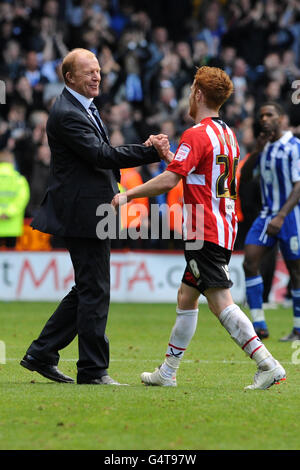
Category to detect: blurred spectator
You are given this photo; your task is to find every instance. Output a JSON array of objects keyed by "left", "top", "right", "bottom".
[
  {"left": 218, "top": 45, "right": 237, "bottom": 76},
  {"left": 151, "top": 26, "right": 171, "bottom": 56},
  {"left": 223, "top": 0, "right": 274, "bottom": 66},
  {"left": 175, "top": 41, "right": 194, "bottom": 79},
  {"left": 7, "top": 102, "right": 28, "bottom": 142},
  {"left": 192, "top": 39, "right": 211, "bottom": 67},
  {"left": 110, "top": 127, "right": 126, "bottom": 147},
  {"left": 6, "top": 102, "right": 33, "bottom": 180},
  {"left": 22, "top": 50, "right": 46, "bottom": 88},
  {"left": 231, "top": 57, "right": 248, "bottom": 101},
  {"left": 262, "top": 80, "right": 286, "bottom": 109},
  {"left": 0, "top": 150, "right": 30, "bottom": 249},
  {"left": 254, "top": 52, "right": 285, "bottom": 99},
  {"left": 14, "top": 75, "right": 44, "bottom": 115},
  {"left": 280, "top": 0, "right": 300, "bottom": 63},
  {"left": 238, "top": 117, "right": 255, "bottom": 158},
  {"left": 147, "top": 82, "right": 179, "bottom": 128},
  {"left": 109, "top": 0, "right": 133, "bottom": 38},
  {"left": 282, "top": 49, "right": 300, "bottom": 83},
  {"left": 196, "top": 1, "right": 226, "bottom": 58},
  {"left": 160, "top": 120, "right": 179, "bottom": 154},
  {"left": 43, "top": 0, "right": 58, "bottom": 17},
  {"left": 108, "top": 101, "right": 142, "bottom": 143},
  {"left": 98, "top": 45, "right": 121, "bottom": 86},
  {"left": 1, "top": 39, "right": 23, "bottom": 80},
  {"left": 159, "top": 51, "right": 190, "bottom": 97},
  {"left": 43, "top": 61, "right": 65, "bottom": 107}
]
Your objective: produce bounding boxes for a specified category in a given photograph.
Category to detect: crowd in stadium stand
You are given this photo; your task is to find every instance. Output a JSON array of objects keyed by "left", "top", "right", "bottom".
[{"left": 1, "top": 0, "right": 300, "bottom": 250}]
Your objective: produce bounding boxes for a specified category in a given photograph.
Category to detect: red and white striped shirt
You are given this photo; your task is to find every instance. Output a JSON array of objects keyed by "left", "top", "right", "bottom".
[{"left": 167, "top": 117, "right": 240, "bottom": 250}]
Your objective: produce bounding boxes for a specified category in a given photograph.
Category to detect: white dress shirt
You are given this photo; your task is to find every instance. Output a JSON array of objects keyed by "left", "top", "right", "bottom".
[{"left": 65, "top": 86, "right": 100, "bottom": 130}]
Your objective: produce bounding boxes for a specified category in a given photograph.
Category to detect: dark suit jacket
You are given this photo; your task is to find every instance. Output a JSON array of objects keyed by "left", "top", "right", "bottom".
[{"left": 31, "top": 88, "right": 160, "bottom": 238}]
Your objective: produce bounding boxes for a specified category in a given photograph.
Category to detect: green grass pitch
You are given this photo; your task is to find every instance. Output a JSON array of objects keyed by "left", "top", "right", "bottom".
[{"left": 0, "top": 300, "right": 300, "bottom": 450}]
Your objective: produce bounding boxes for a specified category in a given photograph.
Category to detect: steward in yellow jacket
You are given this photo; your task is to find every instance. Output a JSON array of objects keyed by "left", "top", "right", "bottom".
[{"left": 0, "top": 150, "right": 30, "bottom": 246}]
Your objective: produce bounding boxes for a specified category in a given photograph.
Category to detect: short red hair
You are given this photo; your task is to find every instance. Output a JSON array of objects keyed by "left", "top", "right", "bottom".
[{"left": 194, "top": 66, "right": 233, "bottom": 110}]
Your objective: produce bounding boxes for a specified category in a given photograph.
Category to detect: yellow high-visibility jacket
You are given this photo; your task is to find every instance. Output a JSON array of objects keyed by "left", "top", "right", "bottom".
[{"left": 0, "top": 163, "right": 30, "bottom": 237}]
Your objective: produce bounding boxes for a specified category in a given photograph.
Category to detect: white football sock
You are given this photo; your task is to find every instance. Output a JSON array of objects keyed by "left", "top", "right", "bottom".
[
  {"left": 219, "top": 304, "right": 276, "bottom": 370},
  {"left": 250, "top": 308, "right": 265, "bottom": 323},
  {"left": 160, "top": 307, "right": 198, "bottom": 379}
]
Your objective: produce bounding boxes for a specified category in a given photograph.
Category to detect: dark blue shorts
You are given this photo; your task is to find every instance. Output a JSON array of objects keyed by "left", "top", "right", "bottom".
[{"left": 245, "top": 212, "right": 300, "bottom": 260}]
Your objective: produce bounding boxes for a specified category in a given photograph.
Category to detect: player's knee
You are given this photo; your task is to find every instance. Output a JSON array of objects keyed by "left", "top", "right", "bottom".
[
  {"left": 205, "top": 287, "right": 234, "bottom": 317},
  {"left": 177, "top": 286, "right": 188, "bottom": 307},
  {"left": 177, "top": 285, "right": 198, "bottom": 310},
  {"left": 242, "top": 256, "right": 259, "bottom": 277},
  {"left": 242, "top": 257, "right": 251, "bottom": 274}
]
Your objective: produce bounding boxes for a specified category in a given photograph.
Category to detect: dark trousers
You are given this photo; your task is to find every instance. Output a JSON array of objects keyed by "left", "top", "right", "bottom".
[{"left": 27, "top": 236, "right": 111, "bottom": 382}]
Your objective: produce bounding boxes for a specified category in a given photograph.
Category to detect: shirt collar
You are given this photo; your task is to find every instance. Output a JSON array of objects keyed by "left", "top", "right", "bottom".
[
  {"left": 65, "top": 86, "right": 93, "bottom": 111},
  {"left": 279, "top": 130, "right": 293, "bottom": 145}
]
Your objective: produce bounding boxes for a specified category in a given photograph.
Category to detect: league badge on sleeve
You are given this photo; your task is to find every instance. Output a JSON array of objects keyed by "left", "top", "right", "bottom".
[{"left": 175, "top": 143, "right": 191, "bottom": 162}]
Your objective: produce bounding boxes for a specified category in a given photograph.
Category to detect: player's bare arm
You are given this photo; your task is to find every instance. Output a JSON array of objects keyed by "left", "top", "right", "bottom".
[
  {"left": 266, "top": 180, "right": 300, "bottom": 236},
  {"left": 112, "top": 170, "right": 181, "bottom": 209}
]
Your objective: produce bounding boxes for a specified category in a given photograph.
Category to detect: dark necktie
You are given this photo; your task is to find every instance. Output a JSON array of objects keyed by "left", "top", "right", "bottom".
[
  {"left": 89, "top": 102, "right": 107, "bottom": 141},
  {"left": 89, "top": 102, "right": 120, "bottom": 183}
]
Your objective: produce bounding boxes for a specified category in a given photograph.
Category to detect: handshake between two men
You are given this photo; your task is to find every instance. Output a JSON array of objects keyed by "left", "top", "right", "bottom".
[
  {"left": 144, "top": 133, "right": 173, "bottom": 163},
  {"left": 111, "top": 133, "right": 176, "bottom": 210}
]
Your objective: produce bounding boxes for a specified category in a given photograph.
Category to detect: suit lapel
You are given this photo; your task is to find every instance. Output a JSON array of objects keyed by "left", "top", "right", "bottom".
[
  {"left": 86, "top": 112, "right": 107, "bottom": 139},
  {"left": 62, "top": 88, "right": 109, "bottom": 143},
  {"left": 86, "top": 111, "right": 110, "bottom": 143}
]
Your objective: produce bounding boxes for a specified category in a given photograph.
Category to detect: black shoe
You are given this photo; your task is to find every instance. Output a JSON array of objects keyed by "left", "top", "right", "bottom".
[
  {"left": 279, "top": 328, "right": 300, "bottom": 342},
  {"left": 20, "top": 354, "right": 74, "bottom": 383},
  {"left": 77, "top": 375, "right": 127, "bottom": 385},
  {"left": 254, "top": 328, "right": 269, "bottom": 340}
]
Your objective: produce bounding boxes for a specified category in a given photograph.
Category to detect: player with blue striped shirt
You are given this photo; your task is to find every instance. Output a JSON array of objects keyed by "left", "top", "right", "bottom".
[{"left": 241, "top": 102, "right": 300, "bottom": 341}]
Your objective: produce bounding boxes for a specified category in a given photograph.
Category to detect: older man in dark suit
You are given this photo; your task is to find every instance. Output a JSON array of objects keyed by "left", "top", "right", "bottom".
[{"left": 20, "top": 48, "right": 169, "bottom": 385}]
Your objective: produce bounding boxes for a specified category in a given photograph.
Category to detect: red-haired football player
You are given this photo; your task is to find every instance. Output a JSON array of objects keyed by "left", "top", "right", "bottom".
[{"left": 112, "top": 66, "right": 286, "bottom": 390}]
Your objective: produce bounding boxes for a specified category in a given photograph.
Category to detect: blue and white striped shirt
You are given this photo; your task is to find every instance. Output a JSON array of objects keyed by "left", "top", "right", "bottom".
[{"left": 255, "top": 131, "right": 300, "bottom": 217}]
